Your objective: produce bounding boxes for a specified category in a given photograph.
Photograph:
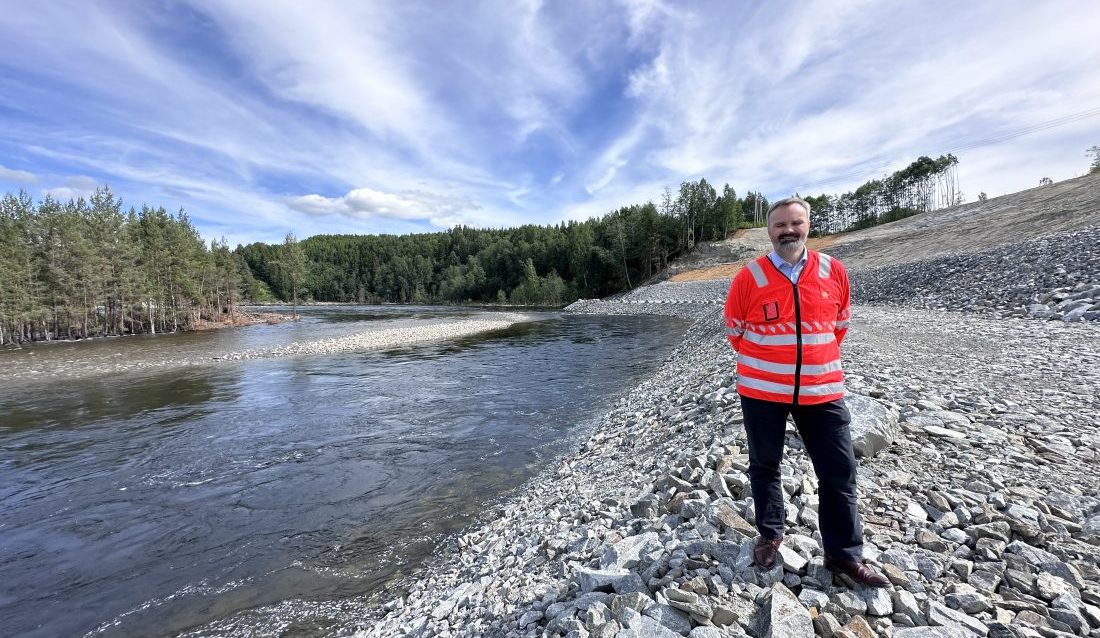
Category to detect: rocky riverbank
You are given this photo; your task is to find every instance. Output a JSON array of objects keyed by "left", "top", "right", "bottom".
[
  {"left": 850, "top": 226, "right": 1100, "bottom": 322},
  {"left": 354, "top": 267, "right": 1099, "bottom": 636}
]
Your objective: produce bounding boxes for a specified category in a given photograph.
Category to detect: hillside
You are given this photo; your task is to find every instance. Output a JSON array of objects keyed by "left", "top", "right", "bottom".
[
  {"left": 654, "top": 173, "right": 1099, "bottom": 322},
  {"left": 668, "top": 171, "right": 1100, "bottom": 277},
  {"left": 824, "top": 172, "right": 1100, "bottom": 270}
]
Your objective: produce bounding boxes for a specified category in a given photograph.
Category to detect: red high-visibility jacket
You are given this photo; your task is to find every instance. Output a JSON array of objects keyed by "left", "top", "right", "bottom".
[{"left": 723, "top": 250, "right": 850, "bottom": 405}]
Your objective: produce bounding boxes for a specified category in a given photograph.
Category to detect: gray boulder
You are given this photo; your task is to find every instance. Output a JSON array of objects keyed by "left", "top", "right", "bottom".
[
  {"left": 758, "top": 583, "right": 814, "bottom": 638},
  {"left": 847, "top": 393, "right": 900, "bottom": 457}
]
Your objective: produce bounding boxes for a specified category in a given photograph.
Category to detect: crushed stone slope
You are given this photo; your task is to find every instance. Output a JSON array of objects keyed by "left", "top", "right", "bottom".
[{"left": 825, "top": 171, "right": 1100, "bottom": 270}]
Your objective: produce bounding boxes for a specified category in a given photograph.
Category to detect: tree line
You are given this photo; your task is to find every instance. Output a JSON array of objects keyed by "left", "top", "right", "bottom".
[
  {"left": 238, "top": 178, "right": 762, "bottom": 307},
  {"left": 802, "top": 154, "right": 961, "bottom": 235},
  {"left": 0, "top": 153, "right": 967, "bottom": 344},
  {"left": 239, "top": 156, "right": 962, "bottom": 307},
  {"left": 0, "top": 187, "right": 266, "bottom": 345}
]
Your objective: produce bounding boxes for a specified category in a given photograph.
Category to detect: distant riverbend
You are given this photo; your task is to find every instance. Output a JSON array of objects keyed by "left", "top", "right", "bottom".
[{"left": 0, "top": 306, "right": 688, "bottom": 638}]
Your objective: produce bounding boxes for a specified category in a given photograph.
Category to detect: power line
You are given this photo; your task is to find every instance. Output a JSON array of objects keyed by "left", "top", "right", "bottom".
[{"left": 797, "top": 106, "right": 1100, "bottom": 192}]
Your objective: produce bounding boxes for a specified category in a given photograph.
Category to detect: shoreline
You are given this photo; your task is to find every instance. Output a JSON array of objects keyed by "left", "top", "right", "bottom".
[
  {"left": 0, "top": 313, "right": 535, "bottom": 385},
  {"left": 352, "top": 283, "right": 1100, "bottom": 637},
  {"left": 0, "top": 310, "right": 293, "bottom": 351}
]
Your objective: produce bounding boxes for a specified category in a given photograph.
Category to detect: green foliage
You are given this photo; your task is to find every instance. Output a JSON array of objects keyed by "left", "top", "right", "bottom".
[
  {"left": 235, "top": 179, "right": 756, "bottom": 307},
  {"left": 276, "top": 233, "right": 309, "bottom": 319},
  {"left": 1088, "top": 145, "right": 1100, "bottom": 174},
  {"left": 805, "top": 154, "right": 961, "bottom": 235},
  {"left": 0, "top": 187, "right": 250, "bottom": 344},
  {"left": 741, "top": 191, "right": 770, "bottom": 226}
]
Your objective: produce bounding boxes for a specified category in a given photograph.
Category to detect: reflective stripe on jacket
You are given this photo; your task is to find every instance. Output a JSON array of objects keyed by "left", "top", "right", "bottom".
[{"left": 723, "top": 250, "right": 851, "bottom": 405}]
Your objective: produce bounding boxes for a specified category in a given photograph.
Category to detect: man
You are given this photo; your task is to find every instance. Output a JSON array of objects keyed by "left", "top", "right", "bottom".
[{"left": 723, "top": 196, "right": 888, "bottom": 588}]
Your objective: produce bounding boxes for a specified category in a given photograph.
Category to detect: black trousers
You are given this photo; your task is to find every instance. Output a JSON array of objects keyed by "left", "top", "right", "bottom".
[{"left": 740, "top": 394, "right": 864, "bottom": 562}]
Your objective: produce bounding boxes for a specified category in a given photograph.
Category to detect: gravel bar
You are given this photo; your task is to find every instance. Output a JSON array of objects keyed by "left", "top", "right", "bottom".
[
  {"left": 216, "top": 313, "right": 533, "bottom": 360},
  {"left": 2, "top": 313, "right": 533, "bottom": 383}
]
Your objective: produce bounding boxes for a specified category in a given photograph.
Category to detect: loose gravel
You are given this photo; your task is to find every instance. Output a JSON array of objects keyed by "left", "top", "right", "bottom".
[
  {"left": 351, "top": 233, "right": 1099, "bottom": 637},
  {"left": 851, "top": 227, "right": 1100, "bottom": 322}
]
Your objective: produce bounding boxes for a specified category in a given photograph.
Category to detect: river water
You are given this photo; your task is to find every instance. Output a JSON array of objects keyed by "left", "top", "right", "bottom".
[{"left": 0, "top": 307, "right": 688, "bottom": 637}]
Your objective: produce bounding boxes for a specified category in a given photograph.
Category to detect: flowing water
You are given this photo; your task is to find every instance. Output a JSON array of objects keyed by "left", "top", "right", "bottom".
[{"left": 0, "top": 307, "right": 688, "bottom": 637}]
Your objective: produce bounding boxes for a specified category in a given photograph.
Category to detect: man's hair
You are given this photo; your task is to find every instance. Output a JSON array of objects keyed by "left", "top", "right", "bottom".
[{"left": 766, "top": 196, "right": 811, "bottom": 221}]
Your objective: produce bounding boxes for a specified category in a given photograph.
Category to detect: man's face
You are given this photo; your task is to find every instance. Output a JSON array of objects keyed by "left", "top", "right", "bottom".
[{"left": 768, "top": 203, "right": 809, "bottom": 260}]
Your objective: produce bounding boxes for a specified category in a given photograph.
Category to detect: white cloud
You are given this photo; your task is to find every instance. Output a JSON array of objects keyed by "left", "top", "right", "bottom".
[
  {"left": 582, "top": 1, "right": 1100, "bottom": 207},
  {"left": 586, "top": 158, "right": 628, "bottom": 195},
  {"left": 288, "top": 186, "right": 482, "bottom": 228},
  {"left": 191, "top": 3, "right": 437, "bottom": 147},
  {"left": 282, "top": 194, "right": 347, "bottom": 217},
  {"left": 0, "top": 165, "right": 37, "bottom": 183},
  {"left": 42, "top": 175, "right": 100, "bottom": 201}
]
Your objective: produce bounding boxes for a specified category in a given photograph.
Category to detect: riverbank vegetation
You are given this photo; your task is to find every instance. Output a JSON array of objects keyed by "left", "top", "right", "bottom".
[
  {"left": 0, "top": 154, "right": 961, "bottom": 344},
  {"left": 0, "top": 188, "right": 267, "bottom": 344},
  {"left": 237, "top": 154, "right": 961, "bottom": 306}
]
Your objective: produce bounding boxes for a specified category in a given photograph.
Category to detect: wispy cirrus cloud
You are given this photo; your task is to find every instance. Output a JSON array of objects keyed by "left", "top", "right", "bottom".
[
  {"left": 584, "top": 0, "right": 1100, "bottom": 202},
  {"left": 0, "top": 0, "right": 1096, "bottom": 244}
]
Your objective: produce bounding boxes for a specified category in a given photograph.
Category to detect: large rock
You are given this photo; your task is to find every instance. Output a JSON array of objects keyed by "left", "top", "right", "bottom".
[
  {"left": 601, "top": 532, "right": 663, "bottom": 570},
  {"left": 574, "top": 567, "right": 649, "bottom": 595},
  {"left": 926, "top": 600, "right": 989, "bottom": 636},
  {"left": 758, "top": 583, "right": 814, "bottom": 638},
  {"left": 894, "top": 628, "right": 977, "bottom": 638},
  {"left": 618, "top": 608, "right": 685, "bottom": 638},
  {"left": 847, "top": 393, "right": 900, "bottom": 457},
  {"left": 1005, "top": 541, "right": 1086, "bottom": 588}
]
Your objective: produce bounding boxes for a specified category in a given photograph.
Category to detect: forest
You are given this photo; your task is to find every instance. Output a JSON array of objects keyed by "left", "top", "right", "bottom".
[
  {"left": 0, "top": 154, "right": 959, "bottom": 344},
  {"left": 0, "top": 188, "right": 262, "bottom": 344}
]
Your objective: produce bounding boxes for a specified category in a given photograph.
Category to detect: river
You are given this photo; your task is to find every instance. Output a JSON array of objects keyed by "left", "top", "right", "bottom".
[{"left": 0, "top": 307, "right": 687, "bottom": 637}]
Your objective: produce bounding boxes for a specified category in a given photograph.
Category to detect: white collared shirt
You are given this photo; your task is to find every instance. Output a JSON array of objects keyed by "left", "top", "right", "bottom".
[{"left": 767, "top": 249, "right": 807, "bottom": 284}]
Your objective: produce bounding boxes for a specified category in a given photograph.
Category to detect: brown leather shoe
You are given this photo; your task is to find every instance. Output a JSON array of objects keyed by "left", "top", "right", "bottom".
[
  {"left": 824, "top": 555, "right": 890, "bottom": 588},
  {"left": 753, "top": 536, "right": 784, "bottom": 569}
]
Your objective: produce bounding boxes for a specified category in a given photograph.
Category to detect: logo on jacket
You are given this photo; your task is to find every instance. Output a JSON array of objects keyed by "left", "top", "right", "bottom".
[{"left": 762, "top": 301, "right": 779, "bottom": 321}]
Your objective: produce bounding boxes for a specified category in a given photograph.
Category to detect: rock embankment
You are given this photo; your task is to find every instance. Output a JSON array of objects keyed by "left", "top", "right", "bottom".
[
  {"left": 850, "top": 227, "right": 1100, "bottom": 322},
  {"left": 354, "top": 280, "right": 1100, "bottom": 638},
  {"left": 573, "top": 224, "right": 1100, "bottom": 324},
  {"left": 567, "top": 281, "right": 727, "bottom": 316}
]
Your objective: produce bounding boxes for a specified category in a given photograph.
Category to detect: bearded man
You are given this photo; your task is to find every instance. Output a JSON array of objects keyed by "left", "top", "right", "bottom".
[{"left": 723, "top": 196, "right": 888, "bottom": 588}]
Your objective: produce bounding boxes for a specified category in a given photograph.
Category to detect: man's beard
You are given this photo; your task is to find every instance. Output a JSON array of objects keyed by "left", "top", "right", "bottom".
[{"left": 776, "top": 236, "right": 805, "bottom": 258}]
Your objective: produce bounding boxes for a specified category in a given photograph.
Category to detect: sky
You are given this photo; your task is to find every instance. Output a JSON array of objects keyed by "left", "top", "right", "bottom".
[{"left": 1, "top": 1, "right": 1098, "bottom": 246}]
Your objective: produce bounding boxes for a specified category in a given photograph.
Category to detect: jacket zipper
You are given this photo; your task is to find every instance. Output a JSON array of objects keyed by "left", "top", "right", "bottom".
[
  {"left": 767, "top": 258, "right": 803, "bottom": 405},
  {"left": 792, "top": 281, "right": 803, "bottom": 406}
]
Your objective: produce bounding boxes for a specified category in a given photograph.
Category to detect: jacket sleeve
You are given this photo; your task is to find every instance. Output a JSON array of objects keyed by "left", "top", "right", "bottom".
[
  {"left": 723, "top": 272, "right": 748, "bottom": 351},
  {"left": 834, "top": 261, "right": 851, "bottom": 346}
]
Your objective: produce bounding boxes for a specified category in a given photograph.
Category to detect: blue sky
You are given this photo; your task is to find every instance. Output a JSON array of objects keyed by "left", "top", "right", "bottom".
[{"left": 1, "top": 1, "right": 1098, "bottom": 246}]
